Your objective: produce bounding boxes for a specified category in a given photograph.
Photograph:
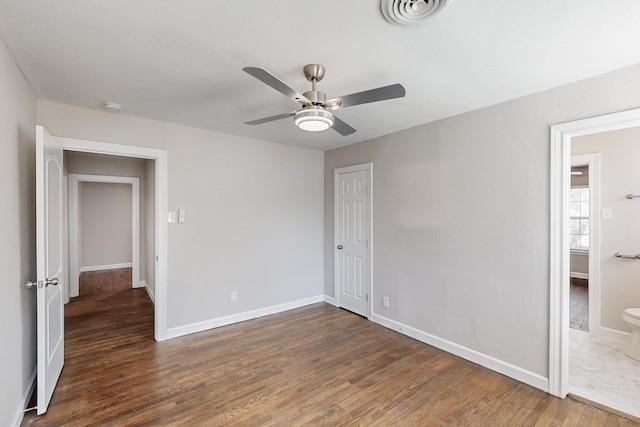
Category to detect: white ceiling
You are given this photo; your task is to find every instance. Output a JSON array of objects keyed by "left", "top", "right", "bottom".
[{"left": 1, "top": 1, "right": 639, "bottom": 151}]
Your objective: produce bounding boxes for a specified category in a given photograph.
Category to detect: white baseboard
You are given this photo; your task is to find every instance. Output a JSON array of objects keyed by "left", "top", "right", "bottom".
[
  {"left": 80, "top": 262, "right": 132, "bottom": 273},
  {"left": 570, "top": 272, "right": 589, "bottom": 280},
  {"left": 165, "top": 295, "right": 548, "bottom": 393},
  {"left": 323, "top": 295, "right": 337, "bottom": 306},
  {"left": 143, "top": 281, "right": 155, "bottom": 304},
  {"left": 12, "top": 368, "right": 36, "bottom": 427},
  {"left": 134, "top": 280, "right": 147, "bottom": 289},
  {"left": 371, "top": 313, "right": 549, "bottom": 392},
  {"left": 591, "top": 325, "right": 630, "bottom": 341},
  {"left": 166, "top": 295, "right": 325, "bottom": 339}
]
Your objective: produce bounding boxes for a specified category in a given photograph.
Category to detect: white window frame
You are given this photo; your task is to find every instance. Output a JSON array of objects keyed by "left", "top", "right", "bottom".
[{"left": 568, "top": 186, "right": 590, "bottom": 253}]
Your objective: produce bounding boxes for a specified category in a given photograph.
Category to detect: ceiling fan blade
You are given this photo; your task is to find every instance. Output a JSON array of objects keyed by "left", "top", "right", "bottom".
[
  {"left": 327, "top": 83, "right": 406, "bottom": 109},
  {"left": 245, "top": 112, "right": 294, "bottom": 126},
  {"left": 243, "top": 67, "right": 311, "bottom": 105},
  {"left": 332, "top": 115, "right": 356, "bottom": 136}
]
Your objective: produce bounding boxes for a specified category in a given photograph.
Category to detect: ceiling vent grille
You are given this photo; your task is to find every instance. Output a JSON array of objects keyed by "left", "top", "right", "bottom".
[{"left": 381, "top": 0, "right": 451, "bottom": 26}]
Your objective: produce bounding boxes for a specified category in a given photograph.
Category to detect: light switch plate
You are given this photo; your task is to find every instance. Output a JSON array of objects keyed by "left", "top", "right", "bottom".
[
  {"left": 602, "top": 208, "right": 613, "bottom": 220},
  {"left": 178, "top": 209, "right": 186, "bottom": 223},
  {"left": 168, "top": 211, "right": 176, "bottom": 223}
]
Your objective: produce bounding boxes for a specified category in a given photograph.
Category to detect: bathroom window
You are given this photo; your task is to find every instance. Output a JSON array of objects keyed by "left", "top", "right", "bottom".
[{"left": 570, "top": 187, "right": 589, "bottom": 251}]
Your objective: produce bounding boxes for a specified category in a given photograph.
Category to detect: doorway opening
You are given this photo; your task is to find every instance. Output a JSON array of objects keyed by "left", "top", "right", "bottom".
[
  {"left": 59, "top": 136, "right": 168, "bottom": 341},
  {"left": 569, "top": 163, "right": 589, "bottom": 332},
  {"left": 550, "top": 108, "right": 640, "bottom": 420},
  {"left": 68, "top": 174, "right": 141, "bottom": 299},
  {"left": 568, "top": 156, "right": 599, "bottom": 335}
]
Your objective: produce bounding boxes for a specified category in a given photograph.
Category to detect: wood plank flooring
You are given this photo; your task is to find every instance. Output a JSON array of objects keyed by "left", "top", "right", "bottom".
[{"left": 22, "top": 276, "right": 637, "bottom": 426}]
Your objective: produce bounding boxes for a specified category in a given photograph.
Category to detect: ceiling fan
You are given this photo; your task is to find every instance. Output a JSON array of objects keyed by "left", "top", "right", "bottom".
[{"left": 243, "top": 64, "right": 406, "bottom": 136}]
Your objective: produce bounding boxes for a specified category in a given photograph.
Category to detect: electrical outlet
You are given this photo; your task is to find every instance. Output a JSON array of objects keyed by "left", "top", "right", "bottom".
[
  {"left": 230, "top": 291, "right": 237, "bottom": 302},
  {"left": 383, "top": 296, "right": 389, "bottom": 308}
]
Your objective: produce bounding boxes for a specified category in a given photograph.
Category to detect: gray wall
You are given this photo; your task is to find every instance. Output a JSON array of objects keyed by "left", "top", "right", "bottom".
[
  {"left": 573, "top": 127, "right": 640, "bottom": 331},
  {"left": 79, "top": 182, "right": 132, "bottom": 268},
  {"left": 570, "top": 253, "right": 588, "bottom": 277},
  {"left": 0, "top": 38, "right": 37, "bottom": 426},
  {"left": 324, "top": 63, "right": 640, "bottom": 378},
  {"left": 37, "top": 100, "right": 325, "bottom": 329}
]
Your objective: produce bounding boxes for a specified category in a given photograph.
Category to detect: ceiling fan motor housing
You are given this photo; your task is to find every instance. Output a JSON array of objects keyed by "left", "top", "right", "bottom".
[
  {"left": 303, "top": 90, "right": 326, "bottom": 106},
  {"left": 303, "top": 64, "right": 325, "bottom": 82}
]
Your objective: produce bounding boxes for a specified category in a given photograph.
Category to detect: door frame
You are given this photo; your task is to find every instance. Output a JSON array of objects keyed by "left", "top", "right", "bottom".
[
  {"left": 549, "top": 107, "right": 640, "bottom": 397},
  {"left": 69, "top": 174, "right": 141, "bottom": 297},
  {"left": 334, "top": 162, "right": 373, "bottom": 319},
  {"left": 58, "top": 136, "right": 169, "bottom": 341}
]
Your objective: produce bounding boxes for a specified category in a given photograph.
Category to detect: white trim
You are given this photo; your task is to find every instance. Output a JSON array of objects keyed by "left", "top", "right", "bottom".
[
  {"left": 59, "top": 137, "right": 169, "bottom": 342},
  {"left": 166, "top": 296, "right": 325, "bottom": 339},
  {"left": 570, "top": 249, "right": 588, "bottom": 256},
  {"left": 371, "top": 313, "right": 549, "bottom": 392},
  {"left": 570, "top": 272, "right": 589, "bottom": 280},
  {"left": 599, "top": 326, "right": 631, "bottom": 340},
  {"left": 323, "top": 295, "right": 337, "bottom": 306},
  {"left": 333, "top": 162, "right": 373, "bottom": 319},
  {"left": 69, "top": 174, "right": 140, "bottom": 296},
  {"left": 549, "top": 107, "right": 640, "bottom": 398},
  {"left": 11, "top": 368, "right": 37, "bottom": 427},
  {"left": 79, "top": 262, "right": 133, "bottom": 273}
]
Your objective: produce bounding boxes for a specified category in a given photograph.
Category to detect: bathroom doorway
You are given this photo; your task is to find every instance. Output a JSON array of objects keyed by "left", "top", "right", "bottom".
[
  {"left": 550, "top": 111, "right": 640, "bottom": 420},
  {"left": 568, "top": 131, "right": 640, "bottom": 418}
]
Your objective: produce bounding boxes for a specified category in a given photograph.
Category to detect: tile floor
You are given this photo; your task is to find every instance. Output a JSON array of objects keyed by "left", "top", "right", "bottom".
[{"left": 569, "top": 329, "right": 640, "bottom": 419}]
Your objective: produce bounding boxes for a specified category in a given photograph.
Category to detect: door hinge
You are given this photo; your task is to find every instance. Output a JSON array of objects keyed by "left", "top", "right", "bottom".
[{"left": 366, "top": 294, "right": 369, "bottom": 301}]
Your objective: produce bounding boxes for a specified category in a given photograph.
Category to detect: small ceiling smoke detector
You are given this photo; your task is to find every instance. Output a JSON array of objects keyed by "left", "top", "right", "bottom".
[
  {"left": 102, "top": 101, "right": 122, "bottom": 112},
  {"left": 381, "top": 0, "right": 451, "bottom": 26}
]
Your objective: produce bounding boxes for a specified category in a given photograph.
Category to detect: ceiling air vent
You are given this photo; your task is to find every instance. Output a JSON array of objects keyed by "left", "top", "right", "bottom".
[{"left": 381, "top": 0, "right": 451, "bottom": 26}]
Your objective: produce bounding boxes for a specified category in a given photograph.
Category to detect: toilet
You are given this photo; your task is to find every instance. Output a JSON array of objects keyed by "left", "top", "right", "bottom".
[{"left": 622, "top": 308, "right": 640, "bottom": 361}]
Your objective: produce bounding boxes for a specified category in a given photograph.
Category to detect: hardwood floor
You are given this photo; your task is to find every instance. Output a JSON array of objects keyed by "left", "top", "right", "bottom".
[{"left": 23, "top": 276, "right": 637, "bottom": 426}]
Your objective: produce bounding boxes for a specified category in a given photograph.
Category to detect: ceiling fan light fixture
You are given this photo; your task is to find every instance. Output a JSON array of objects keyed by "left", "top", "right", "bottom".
[{"left": 294, "top": 108, "right": 334, "bottom": 132}]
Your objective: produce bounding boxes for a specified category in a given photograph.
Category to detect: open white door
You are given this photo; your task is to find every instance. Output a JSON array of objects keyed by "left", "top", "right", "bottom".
[{"left": 34, "top": 125, "right": 65, "bottom": 414}]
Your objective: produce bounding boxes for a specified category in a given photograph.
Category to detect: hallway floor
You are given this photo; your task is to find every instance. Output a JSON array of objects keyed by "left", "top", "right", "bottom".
[{"left": 570, "top": 328, "right": 640, "bottom": 421}]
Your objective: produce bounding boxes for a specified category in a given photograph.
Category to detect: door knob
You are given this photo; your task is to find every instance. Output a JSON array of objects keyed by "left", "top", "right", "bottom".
[
  {"left": 337, "top": 245, "right": 343, "bottom": 250},
  {"left": 24, "top": 278, "right": 58, "bottom": 289}
]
